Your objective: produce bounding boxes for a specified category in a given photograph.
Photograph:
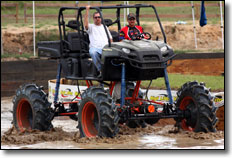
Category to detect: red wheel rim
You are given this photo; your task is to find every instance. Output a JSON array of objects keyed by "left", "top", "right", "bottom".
[
  {"left": 82, "top": 101, "right": 99, "bottom": 137},
  {"left": 16, "top": 99, "right": 32, "bottom": 132},
  {"left": 179, "top": 96, "right": 195, "bottom": 131}
]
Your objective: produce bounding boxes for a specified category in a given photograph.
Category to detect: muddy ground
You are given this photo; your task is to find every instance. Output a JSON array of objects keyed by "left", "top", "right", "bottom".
[{"left": 1, "top": 97, "right": 224, "bottom": 149}]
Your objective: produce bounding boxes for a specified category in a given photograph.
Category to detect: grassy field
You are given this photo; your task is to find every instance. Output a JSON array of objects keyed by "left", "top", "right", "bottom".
[
  {"left": 1, "top": 52, "right": 33, "bottom": 59},
  {"left": 1, "top": 1, "right": 224, "bottom": 27},
  {"left": 141, "top": 73, "right": 224, "bottom": 92}
]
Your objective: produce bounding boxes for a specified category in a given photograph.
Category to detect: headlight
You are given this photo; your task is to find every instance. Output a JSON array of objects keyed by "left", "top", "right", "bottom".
[
  {"left": 122, "top": 48, "right": 130, "bottom": 54},
  {"left": 160, "top": 46, "right": 168, "bottom": 52}
]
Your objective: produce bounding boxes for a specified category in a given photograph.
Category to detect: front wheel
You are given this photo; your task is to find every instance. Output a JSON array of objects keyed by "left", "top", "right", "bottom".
[
  {"left": 13, "top": 84, "right": 53, "bottom": 132},
  {"left": 78, "top": 87, "right": 119, "bottom": 138},
  {"left": 176, "top": 81, "right": 218, "bottom": 132}
]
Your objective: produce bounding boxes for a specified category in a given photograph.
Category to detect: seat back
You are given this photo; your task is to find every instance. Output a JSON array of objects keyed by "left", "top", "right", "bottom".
[
  {"left": 103, "top": 19, "right": 113, "bottom": 27},
  {"left": 67, "top": 32, "right": 89, "bottom": 52},
  {"left": 110, "top": 31, "right": 119, "bottom": 42}
]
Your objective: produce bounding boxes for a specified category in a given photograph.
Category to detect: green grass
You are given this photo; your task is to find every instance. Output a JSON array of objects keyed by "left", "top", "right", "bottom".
[
  {"left": 174, "top": 50, "right": 199, "bottom": 54},
  {"left": 141, "top": 73, "right": 224, "bottom": 92},
  {"left": 1, "top": 52, "right": 32, "bottom": 59},
  {"left": 174, "top": 49, "right": 224, "bottom": 54}
]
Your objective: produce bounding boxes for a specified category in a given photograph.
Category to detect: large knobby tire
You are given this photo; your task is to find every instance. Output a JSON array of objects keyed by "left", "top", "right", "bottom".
[
  {"left": 78, "top": 86, "right": 119, "bottom": 138},
  {"left": 13, "top": 84, "right": 53, "bottom": 132},
  {"left": 125, "top": 82, "right": 147, "bottom": 128},
  {"left": 176, "top": 81, "right": 218, "bottom": 132}
]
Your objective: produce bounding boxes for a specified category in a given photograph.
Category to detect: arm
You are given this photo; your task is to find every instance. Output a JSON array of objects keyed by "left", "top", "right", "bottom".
[
  {"left": 106, "top": 27, "right": 113, "bottom": 43},
  {"left": 84, "top": 5, "right": 90, "bottom": 30},
  {"left": 109, "top": 31, "right": 113, "bottom": 43}
]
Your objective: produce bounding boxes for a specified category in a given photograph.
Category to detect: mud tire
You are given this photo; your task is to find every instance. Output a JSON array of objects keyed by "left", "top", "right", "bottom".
[
  {"left": 78, "top": 86, "right": 119, "bottom": 138},
  {"left": 13, "top": 84, "right": 53, "bottom": 132},
  {"left": 176, "top": 81, "right": 218, "bottom": 132},
  {"left": 125, "top": 82, "right": 147, "bottom": 128}
]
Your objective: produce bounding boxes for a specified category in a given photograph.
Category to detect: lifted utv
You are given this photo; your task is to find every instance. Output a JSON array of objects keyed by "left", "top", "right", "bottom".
[{"left": 13, "top": 4, "right": 218, "bottom": 138}]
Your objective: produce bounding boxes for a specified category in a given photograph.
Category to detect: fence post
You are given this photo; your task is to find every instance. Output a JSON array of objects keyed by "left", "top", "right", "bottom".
[
  {"left": 1, "top": 27, "right": 3, "bottom": 55},
  {"left": 191, "top": 1, "right": 198, "bottom": 49},
  {"left": 219, "top": 1, "right": 224, "bottom": 49},
  {"left": 24, "top": 3, "right": 27, "bottom": 23},
  {"left": 16, "top": 3, "right": 19, "bottom": 23},
  {"left": 33, "top": 1, "right": 36, "bottom": 57}
]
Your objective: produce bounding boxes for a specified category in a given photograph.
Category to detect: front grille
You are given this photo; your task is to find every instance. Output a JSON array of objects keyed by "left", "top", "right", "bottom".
[{"left": 143, "top": 55, "right": 159, "bottom": 61}]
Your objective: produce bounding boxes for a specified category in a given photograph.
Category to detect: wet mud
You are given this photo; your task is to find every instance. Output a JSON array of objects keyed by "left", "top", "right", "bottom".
[
  {"left": 1, "top": 97, "right": 224, "bottom": 149},
  {"left": 216, "top": 106, "right": 224, "bottom": 131},
  {"left": 1, "top": 123, "right": 224, "bottom": 149},
  {"left": 1, "top": 127, "right": 75, "bottom": 145}
]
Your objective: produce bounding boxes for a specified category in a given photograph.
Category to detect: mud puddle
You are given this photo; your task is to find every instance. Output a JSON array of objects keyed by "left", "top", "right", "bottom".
[{"left": 140, "top": 125, "right": 224, "bottom": 149}]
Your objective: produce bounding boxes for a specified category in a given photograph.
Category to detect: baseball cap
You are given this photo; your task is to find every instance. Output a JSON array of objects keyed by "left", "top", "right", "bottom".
[{"left": 127, "top": 13, "right": 136, "bottom": 19}]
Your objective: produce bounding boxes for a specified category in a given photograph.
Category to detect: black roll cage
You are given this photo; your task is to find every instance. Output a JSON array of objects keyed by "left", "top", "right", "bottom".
[{"left": 58, "top": 4, "right": 167, "bottom": 57}]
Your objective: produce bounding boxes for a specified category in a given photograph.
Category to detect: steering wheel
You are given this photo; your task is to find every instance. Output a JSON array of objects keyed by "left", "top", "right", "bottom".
[{"left": 135, "top": 32, "right": 152, "bottom": 40}]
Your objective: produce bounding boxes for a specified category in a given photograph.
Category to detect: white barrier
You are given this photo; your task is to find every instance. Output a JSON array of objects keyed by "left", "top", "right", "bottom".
[{"left": 48, "top": 79, "right": 224, "bottom": 107}]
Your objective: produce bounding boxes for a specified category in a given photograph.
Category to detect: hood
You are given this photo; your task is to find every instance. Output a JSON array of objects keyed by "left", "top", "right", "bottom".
[{"left": 111, "top": 39, "right": 167, "bottom": 52}]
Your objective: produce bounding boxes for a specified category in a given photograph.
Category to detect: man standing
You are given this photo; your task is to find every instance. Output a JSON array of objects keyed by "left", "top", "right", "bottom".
[{"left": 84, "top": 5, "right": 113, "bottom": 77}]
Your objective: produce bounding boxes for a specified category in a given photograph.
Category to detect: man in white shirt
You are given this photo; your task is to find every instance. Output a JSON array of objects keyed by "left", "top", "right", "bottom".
[{"left": 84, "top": 5, "right": 113, "bottom": 77}]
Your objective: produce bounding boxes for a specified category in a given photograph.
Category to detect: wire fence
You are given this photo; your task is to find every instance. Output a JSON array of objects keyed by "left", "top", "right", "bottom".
[{"left": 1, "top": 1, "right": 224, "bottom": 24}]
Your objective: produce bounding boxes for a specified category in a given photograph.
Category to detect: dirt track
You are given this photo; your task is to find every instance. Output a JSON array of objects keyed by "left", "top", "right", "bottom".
[{"left": 167, "top": 58, "right": 224, "bottom": 76}]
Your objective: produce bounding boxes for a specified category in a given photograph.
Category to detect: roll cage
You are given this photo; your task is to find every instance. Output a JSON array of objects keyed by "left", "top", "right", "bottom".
[{"left": 58, "top": 4, "right": 167, "bottom": 58}]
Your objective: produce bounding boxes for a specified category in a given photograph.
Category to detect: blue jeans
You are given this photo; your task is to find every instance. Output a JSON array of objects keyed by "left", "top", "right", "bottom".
[{"left": 89, "top": 47, "right": 102, "bottom": 72}]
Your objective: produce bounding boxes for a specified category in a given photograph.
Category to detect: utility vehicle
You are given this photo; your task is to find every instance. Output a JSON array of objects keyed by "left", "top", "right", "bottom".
[{"left": 13, "top": 4, "right": 218, "bottom": 138}]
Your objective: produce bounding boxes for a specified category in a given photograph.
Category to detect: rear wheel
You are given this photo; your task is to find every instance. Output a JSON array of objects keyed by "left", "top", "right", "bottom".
[
  {"left": 13, "top": 84, "right": 53, "bottom": 132},
  {"left": 78, "top": 86, "right": 119, "bottom": 137},
  {"left": 176, "top": 81, "right": 218, "bottom": 132}
]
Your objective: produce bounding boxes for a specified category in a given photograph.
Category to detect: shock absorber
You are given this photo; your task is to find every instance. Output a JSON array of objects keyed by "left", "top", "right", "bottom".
[
  {"left": 54, "top": 62, "right": 62, "bottom": 104},
  {"left": 121, "top": 63, "right": 126, "bottom": 108},
  {"left": 164, "top": 68, "right": 173, "bottom": 104}
]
